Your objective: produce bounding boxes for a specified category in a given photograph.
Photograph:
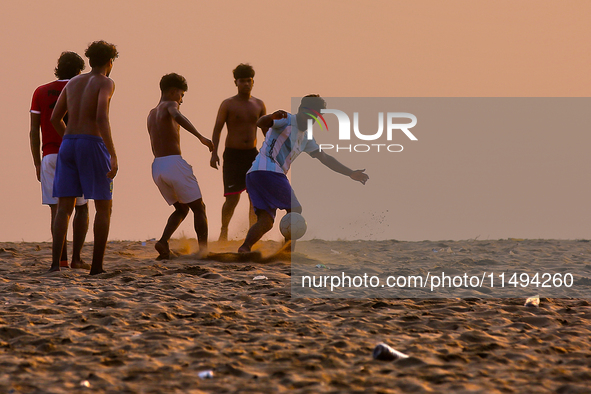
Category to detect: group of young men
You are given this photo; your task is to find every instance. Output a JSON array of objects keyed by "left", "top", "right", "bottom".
[{"left": 30, "top": 40, "right": 369, "bottom": 275}]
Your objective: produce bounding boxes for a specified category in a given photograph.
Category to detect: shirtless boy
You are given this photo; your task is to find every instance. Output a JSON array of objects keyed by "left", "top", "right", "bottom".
[
  {"left": 148, "top": 73, "right": 214, "bottom": 259},
  {"left": 210, "top": 64, "right": 267, "bottom": 241},
  {"left": 50, "top": 40, "right": 119, "bottom": 275},
  {"left": 30, "top": 51, "right": 89, "bottom": 269},
  {"left": 238, "top": 95, "right": 369, "bottom": 253}
]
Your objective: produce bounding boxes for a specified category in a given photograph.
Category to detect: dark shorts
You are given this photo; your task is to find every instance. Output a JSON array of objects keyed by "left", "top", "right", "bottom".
[
  {"left": 223, "top": 147, "right": 258, "bottom": 196},
  {"left": 53, "top": 134, "right": 113, "bottom": 201},
  {"left": 246, "top": 171, "right": 302, "bottom": 219}
]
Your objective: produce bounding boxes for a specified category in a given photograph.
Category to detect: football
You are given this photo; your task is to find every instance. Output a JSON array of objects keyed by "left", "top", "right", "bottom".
[{"left": 279, "top": 212, "right": 307, "bottom": 240}]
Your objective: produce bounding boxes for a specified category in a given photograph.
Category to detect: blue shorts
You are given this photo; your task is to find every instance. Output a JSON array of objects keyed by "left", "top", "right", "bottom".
[
  {"left": 246, "top": 171, "right": 301, "bottom": 219},
  {"left": 53, "top": 134, "right": 113, "bottom": 201}
]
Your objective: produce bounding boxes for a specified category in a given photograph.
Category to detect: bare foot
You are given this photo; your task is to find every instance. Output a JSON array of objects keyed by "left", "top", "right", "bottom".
[
  {"left": 194, "top": 248, "right": 209, "bottom": 259},
  {"left": 48, "top": 266, "right": 61, "bottom": 273},
  {"left": 156, "top": 250, "right": 177, "bottom": 261},
  {"left": 71, "top": 260, "right": 91, "bottom": 270},
  {"left": 155, "top": 241, "right": 171, "bottom": 259},
  {"left": 218, "top": 228, "right": 228, "bottom": 242},
  {"left": 238, "top": 244, "right": 251, "bottom": 253},
  {"left": 89, "top": 269, "right": 106, "bottom": 276}
]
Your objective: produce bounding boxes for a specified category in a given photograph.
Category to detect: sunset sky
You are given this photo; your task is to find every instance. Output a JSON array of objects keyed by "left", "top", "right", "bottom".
[{"left": 1, "top": 0, "right": 590, "bottom": 243}]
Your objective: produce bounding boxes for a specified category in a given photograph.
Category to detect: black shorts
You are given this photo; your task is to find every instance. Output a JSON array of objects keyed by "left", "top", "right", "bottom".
[{"left": 223, "top": 147, "right": 258, "bottom": 196}]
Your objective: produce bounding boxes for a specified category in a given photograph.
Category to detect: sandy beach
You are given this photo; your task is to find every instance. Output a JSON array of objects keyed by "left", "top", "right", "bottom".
[{"left": 1, "top": 238, "right": 591, "bottom": 393}]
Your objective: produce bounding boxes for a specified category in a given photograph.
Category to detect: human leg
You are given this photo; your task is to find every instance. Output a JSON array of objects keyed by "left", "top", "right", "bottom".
[
  {"left": 45, "top": 155, "right": 71, "bottom": 267},
  {"left": 187, "top": 198, "right": 208, "bottom": 254},
  {"left": 50, "top": 204, "right": 69, "bottom": 266},
  {"left": 247, "top": 195, "right": 257, "bottom": 228},
  {"left": 156, "top": 202, "right": 189, "bottom": 259},
  {"left": 50, "top": 197, "right": 76, "bottom": 272},
  {"left": 221, "top": 148, "right": 257, "bottom": 240},
  {"left": 42, "top": 155, "right": 70, "bottom": 266},
  {"left": 152, "top": 155, "right": 203, "bottom": 252},
  {"left": 71, "top": 203, "right": 89, "bottom": 269},
  {"left": 238, "top": 209, "right": 274, "bottom": 253},
  {"left": 219, "top": 193, "right": 240, "bottom": 241},
  {"left": 90, "top": 200, "right": 112, "bottom": 275}
]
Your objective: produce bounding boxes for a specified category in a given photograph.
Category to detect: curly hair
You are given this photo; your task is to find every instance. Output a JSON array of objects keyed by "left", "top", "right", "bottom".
[
  {"left": 233, "top": 63, "right": 255, "bottom": 80},
  {"left": 54, "top": 52, "right": 85, "bottom": 79},
  {"left": 85, "top": 40, "right": 119, "bottom": 68},
  {"left": 160, "top": 73, "right": 188, "bottom": 93}
]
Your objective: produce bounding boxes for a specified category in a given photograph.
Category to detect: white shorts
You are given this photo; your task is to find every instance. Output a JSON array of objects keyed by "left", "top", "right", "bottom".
[
  {"left": 152, "top": 155, "right": 202, "bottom": 205},
  {"left": 41, "top": 154, "right": 87, "bottom": 206}
]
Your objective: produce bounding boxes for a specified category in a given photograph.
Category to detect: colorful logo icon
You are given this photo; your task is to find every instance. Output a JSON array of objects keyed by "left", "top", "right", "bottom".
[{"left": 303, "top": 107, "right": 329, "bottom": 132}]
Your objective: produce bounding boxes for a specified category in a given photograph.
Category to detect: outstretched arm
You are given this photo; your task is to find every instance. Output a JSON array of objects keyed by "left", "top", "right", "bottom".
[
  {"left": 310, "top": 150, "right": 369, "bottom": 185},
  {"left": 168, "top": 104, "right": 214, "bottom": 152},
  {"left": 96, "top": 79, "right": 118, "bottom": 179},
  {"left": 210, "top": 101, "right": 228, "bottom": 169}
]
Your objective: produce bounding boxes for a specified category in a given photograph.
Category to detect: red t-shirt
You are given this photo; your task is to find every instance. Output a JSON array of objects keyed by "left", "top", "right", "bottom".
[{"left": 30, "top": 80, "right": 68, "bottom": 156}]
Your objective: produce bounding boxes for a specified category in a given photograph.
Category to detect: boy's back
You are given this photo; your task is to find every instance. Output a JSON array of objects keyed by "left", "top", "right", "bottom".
[
  {"left": 147, "top": 100, "right": 183, "bottom": 158},
  {"left": 63, "top": 73, "right": 114, "bottom": 137}
]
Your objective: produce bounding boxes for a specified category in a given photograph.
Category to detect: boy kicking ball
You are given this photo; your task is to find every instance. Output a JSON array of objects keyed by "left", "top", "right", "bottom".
[{"left": 238, "top": 95, "right": 368, "bottom": 253}]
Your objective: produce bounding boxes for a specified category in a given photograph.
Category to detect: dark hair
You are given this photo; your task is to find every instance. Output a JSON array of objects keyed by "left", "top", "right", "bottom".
[
  {"left": 160, "top": 73, "right": 188, "bottom": 92},
  {"left": 233, "top": 63, "right": 255, "bottom": 80},
  {"left": 300, "top": 94, "right": 326, "bottom": 112},
  {"left": 54, "top": 52, "right": 85, "bottom": 79},
  {"left": 85, "top": 40, "right": 118, "bottom": 68}
]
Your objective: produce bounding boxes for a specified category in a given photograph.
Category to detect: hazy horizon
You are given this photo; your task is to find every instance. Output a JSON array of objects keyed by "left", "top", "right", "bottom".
[{"left": 2, "top": 0, "right": 590, "bottom": 243}]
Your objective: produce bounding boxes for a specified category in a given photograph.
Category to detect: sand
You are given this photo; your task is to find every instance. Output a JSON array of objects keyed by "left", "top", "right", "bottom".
[{"left": 1, "top": 238, "right": 591, "bottom": 393}]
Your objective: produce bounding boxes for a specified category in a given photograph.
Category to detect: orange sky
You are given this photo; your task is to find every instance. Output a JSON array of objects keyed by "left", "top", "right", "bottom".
[{"left": 1, "top": 0, "right": 590, "bottom": 242}]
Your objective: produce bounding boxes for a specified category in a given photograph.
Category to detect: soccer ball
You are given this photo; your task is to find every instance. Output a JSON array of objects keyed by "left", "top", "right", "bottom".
[{"left": 279, "top": 212, "right": 307, "bottom": 240}]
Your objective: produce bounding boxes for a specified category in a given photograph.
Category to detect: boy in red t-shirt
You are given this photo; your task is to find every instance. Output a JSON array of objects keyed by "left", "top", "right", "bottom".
[{"left": 29, "top": 52, "right": 90, "bottom": 269}]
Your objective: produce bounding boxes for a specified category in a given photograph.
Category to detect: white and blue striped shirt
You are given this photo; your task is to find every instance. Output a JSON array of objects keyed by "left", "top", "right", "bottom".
[{"left": 248, "top": 113, "right": 319, "bottom": 175}]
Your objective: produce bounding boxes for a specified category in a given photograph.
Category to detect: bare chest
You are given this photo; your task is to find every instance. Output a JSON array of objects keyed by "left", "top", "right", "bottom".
[{"left": 227, "top": 102, "right": 262, "bottom": 126}]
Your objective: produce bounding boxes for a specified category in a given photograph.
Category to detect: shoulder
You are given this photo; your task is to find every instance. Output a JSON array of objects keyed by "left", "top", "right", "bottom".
[
  {"left": 66, "top": 74, "right": 82, "bottom": 84},
  {"left": 272, "top": 114, "right": 292, "bottom": 129},
  {"left": 101, "top": 76, "right": 115, "bottom": 89},
  {"left": 33, "top": 81, "right": 52, "bottom": 94},
  {"left": 161, "top": 100, "right": 179, "bottom": 112},
  {"left": 32, "top": 84, "right": 44, "bottom": 97},
  {"left": 87, "top": 74, "right": 114, "bottom": 90},
  {"left": 253, "top": 97, "right": 266, "bottom": 111},
  {"left": 220, "top": 97, "right": 234, "bottom": 108},
  {"left": 63, "top": 74, "right": 83, "bottom": 90}
]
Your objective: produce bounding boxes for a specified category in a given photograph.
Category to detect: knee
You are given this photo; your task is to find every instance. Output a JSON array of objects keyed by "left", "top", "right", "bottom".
[
  {"left": 75, "top": 203, "right": 89, "bottom": 215},
  {"left": 225, "top": 194, "right": 240, "bottom": 207},
  {"left": 176, "top": 204, "right": 190, "bottom": 217},
  {"left": 189, "top": 199, "right": 206, "bottom": 215},
  {"left": 259, "top": 213, "right": 275, "bottom": 232},
  {"left": 57, "top": 203, "right": 75, "bottom": 216},
  {"left": 94, "top": 200, "right": 113, "bottom": 216},
  {"left": 263, "top": 220, "right": 274, "bottom": 233}
]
